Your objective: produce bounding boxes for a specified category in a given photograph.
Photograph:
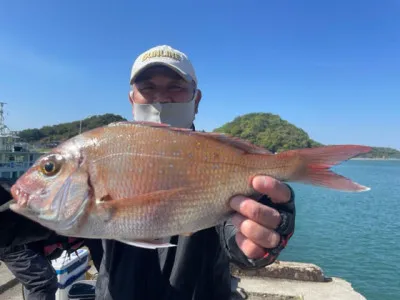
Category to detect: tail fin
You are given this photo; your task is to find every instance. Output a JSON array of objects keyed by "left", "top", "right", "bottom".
[{"left": 277, "top": 145, "right": 372, "bottom": 192}]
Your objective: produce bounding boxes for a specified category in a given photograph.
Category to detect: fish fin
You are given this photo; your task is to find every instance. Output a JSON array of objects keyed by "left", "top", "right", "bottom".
[
  {"left": 116, "top": 238, "right": 176, "bottom": 249},
  {"left": 277, "top": 145, "right": 372, "bottom": 192},
  {"left": 134, "top": 121, "right": 171, "bottom": 127},
  {"left": 171, "top": 130, "right": 274, "bottom": 154},
  {"left": 95, "top": 201, "right": 116, "bottom": 223},
  {"left": 94, "top": 187, "right": 190, "bottom": 221},
  {"left": 96, "top": 195, "right": 113, "bottom": 203},
  {"left": 98, "top": 187, "right": 189, "bottom": 207},
  {"left": 112, "top": 121, "right": 274, "bottom": 155},
  {"left": 195, "top": 132, "right": 274, "bottom": 154},
  {"left": 181, "top": 232, "right": 194, "bottom": 237},
  {"left": 108, "top": 121, "right": 171, "bottom": 128}
]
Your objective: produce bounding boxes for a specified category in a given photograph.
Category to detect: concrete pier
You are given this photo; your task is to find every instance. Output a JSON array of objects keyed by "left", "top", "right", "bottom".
[{"left": 1, "top": 260, "right": 366, "bottom": 300}]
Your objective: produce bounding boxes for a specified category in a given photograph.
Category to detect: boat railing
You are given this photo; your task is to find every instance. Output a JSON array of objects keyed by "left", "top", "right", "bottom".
[{"left": 0, "top": 161, "right": 34, "bottom": 169}]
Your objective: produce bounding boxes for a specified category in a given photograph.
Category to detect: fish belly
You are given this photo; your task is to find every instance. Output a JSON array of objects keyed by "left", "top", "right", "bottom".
[{"left": 77, "top": 177, "right": 251, "bottom": 240}]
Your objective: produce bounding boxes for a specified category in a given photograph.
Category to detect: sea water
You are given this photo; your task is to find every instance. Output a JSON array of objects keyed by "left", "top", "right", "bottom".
[{"left": 279, "top": 160, "right": 400, "bottom": 300}]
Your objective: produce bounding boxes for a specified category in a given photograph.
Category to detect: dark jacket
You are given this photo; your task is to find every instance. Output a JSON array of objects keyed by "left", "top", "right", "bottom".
[
  {"left": 96, "top": 227, "right": 233, "bottom": 300},
  {"left": 0, "top": 181, "right": 54, "bottom": 248}
]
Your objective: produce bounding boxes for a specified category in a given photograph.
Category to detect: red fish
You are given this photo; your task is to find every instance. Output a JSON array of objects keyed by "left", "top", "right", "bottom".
[{"left": 9, "top": 121, "right": 371, "bottom": 249}]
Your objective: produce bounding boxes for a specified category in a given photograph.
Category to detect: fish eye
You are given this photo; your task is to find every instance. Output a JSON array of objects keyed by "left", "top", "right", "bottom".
[{"left": 40, "top": 155, "right": 63, "bottom": 176}]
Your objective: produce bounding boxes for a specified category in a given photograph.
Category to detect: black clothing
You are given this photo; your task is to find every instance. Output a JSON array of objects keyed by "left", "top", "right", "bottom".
[
  {"left": 95, "top": 227, "right": 233, "bottom": 300},
  {"left": 0, "top": 244, "right": 58, "bottom": 300},
  {"left": 84, "top": 238, "right": 104, "bottom": 272},
  {"left": 0, "top": 181, "right": 54, "bottom": 248}
]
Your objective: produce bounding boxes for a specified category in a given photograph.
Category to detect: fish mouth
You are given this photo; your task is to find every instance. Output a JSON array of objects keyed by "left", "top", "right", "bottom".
[
  {"left": 9, "top": 185, "right": 42, "bottom": 220},
  {"left": 11, "top": 185, "right": 53, "bottom": 216},
  {"left": 11, "top": 185, "right": 31, "bottom": 208}
]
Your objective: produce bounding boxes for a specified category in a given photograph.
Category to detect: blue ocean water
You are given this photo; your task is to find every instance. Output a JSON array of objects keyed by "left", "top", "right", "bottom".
[{"left": 279, "top": 160, "right": 400, "bottom": 300}]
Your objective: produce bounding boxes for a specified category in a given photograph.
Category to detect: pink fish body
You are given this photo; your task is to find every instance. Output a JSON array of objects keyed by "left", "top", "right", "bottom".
[{"left": 10, "top": 121, "right": 371, "bottom": 249}]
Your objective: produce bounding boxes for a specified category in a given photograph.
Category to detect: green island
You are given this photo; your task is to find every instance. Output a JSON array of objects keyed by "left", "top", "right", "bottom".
[{"left": 17, "top": 112, "right": 400, "bottom": 159}]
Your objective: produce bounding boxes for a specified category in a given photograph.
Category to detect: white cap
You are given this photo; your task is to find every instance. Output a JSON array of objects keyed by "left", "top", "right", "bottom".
[{"left": 130, "top": 45, "right": 198, "bottom": 85}]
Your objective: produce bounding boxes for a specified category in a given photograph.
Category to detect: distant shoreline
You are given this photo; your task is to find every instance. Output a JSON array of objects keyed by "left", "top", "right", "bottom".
[{"left": 351, "top": 158, "right": 400, "bottom": 161}]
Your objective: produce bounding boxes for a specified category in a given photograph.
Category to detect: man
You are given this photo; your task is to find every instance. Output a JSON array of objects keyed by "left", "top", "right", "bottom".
[{"left": 95, "top": 45, "right": 296, "bottom": 300}]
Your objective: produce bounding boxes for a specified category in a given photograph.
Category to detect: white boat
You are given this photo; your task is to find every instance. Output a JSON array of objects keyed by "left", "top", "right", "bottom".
[{"left": 0, "top": 102, "right": 43, "bottom": 181}]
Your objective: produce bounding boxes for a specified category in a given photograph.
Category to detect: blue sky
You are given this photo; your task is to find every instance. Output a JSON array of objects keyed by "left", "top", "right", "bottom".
[{"left": 0, "top": 0, "right": 399, "bottom": 149}]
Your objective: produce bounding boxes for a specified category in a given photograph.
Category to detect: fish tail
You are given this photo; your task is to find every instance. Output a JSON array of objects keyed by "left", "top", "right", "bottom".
[{"left": 271, "top": 145, "right": 372, "bottom": 192}]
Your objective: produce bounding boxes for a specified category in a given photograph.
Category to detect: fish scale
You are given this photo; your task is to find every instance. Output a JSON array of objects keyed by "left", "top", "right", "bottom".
[{"left": 80, "top": 124, "right": 255, "bottom": 238}]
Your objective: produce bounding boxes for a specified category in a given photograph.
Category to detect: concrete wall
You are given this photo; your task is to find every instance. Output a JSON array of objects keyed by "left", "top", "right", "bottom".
[{"left": 230, "top": 261, "right": 366, "bottom": 300}]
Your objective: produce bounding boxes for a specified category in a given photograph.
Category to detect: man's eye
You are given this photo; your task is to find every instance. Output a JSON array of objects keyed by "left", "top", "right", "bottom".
[
  {"left": 169, "top": 86, "right": 184, "bottom": 92},
  {"left": 140, "top": 86, "right": 154, "bottom": 91}
]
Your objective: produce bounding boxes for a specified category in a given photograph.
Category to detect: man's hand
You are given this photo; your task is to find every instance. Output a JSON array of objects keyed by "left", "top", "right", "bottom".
[{"left": 230, "top": 176, "right": 295, "bottom": 259}]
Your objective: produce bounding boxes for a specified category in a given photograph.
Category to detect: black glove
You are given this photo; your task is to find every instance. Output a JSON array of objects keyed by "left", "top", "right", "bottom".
[{"left": 226, "top": 184, "right": 296, "bottom": 270}]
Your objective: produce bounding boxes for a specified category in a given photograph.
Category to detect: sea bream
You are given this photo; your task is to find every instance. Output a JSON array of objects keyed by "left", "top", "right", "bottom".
[{"left": 9, "top": 121, "right": 372, "bottom": 249}]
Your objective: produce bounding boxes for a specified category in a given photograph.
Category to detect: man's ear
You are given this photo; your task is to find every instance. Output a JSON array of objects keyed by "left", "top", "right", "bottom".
[
  {"left": 128, "top": 90, "right": 134, "bottom": 105},
  {"left": 194, "top": 89, "right": 202, "bottom": 114}
]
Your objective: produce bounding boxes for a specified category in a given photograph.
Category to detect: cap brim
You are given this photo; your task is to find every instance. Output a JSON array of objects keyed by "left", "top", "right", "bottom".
[{"left": 130, "top": 62, "right": 192, "bottom": 84}]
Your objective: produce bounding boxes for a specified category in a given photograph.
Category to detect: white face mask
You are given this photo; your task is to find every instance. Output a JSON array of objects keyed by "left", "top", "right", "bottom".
[{"left": 132, "top": 94, "right": 197, "bottom": 129}]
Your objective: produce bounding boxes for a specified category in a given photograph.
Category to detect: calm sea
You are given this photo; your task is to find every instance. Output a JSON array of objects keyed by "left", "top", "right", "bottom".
[{"left": 279, "top": 160, "right": 400, "bottom": 300}]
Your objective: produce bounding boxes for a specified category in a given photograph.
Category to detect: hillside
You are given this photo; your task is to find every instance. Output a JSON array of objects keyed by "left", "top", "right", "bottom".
[
  {"left": 17, "top": 112, "right": 400, "bottom": 159},
  {"left": 213, "top": 113, "right": 400, "bottom": 158},
  {"left": 354, "top": 147, "right": 400, "bottom": 159},
  {"left": 213, "top": 113, "right": 322, "bottom": 153},
  {"left": 18, "top": 114, "right": 127, "bottom": 144}
]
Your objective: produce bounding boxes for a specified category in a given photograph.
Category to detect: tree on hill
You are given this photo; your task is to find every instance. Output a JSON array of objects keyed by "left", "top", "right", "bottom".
[
  {"left": 213, "top": 112, "right": 400, "bottom": 158},
  {"left": 356, "top": 147, "right": 400, "bottom": 159},
  {"left": 16, "top": 112, "right": 400, "bottom": 158},
  {"left": 18, "top": 114, "right": 127, "bottom": 143},
  {"left": 213, "top": 113, "right": 322, "bottom": 153}
]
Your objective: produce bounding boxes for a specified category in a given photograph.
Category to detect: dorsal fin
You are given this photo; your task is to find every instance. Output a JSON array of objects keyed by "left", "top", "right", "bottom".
[
  {"left": 185, "top": 131, "right": 274, "bottom": 154},
  {"left": 107, "top": 121, "right": 172, "bottom": 128},
  {"left": 107, "top": 121, "right": 274, "bottom": 155}
]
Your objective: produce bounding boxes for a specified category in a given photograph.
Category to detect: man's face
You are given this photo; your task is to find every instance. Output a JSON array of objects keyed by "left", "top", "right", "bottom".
[{"left": 130, "top": 66, "right": 196, "bottom": 104}]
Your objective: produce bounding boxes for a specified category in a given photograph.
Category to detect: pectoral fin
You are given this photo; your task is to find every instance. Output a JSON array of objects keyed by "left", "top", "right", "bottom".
[
  {"left": 181, "top": 232, "right": 194, "bottom": 237},
  {"left": 95, "top": 187, "right": 190, "bottom": 220},
  {"left": 116, "top": 238, "right": 176, "bottom": 249}
]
